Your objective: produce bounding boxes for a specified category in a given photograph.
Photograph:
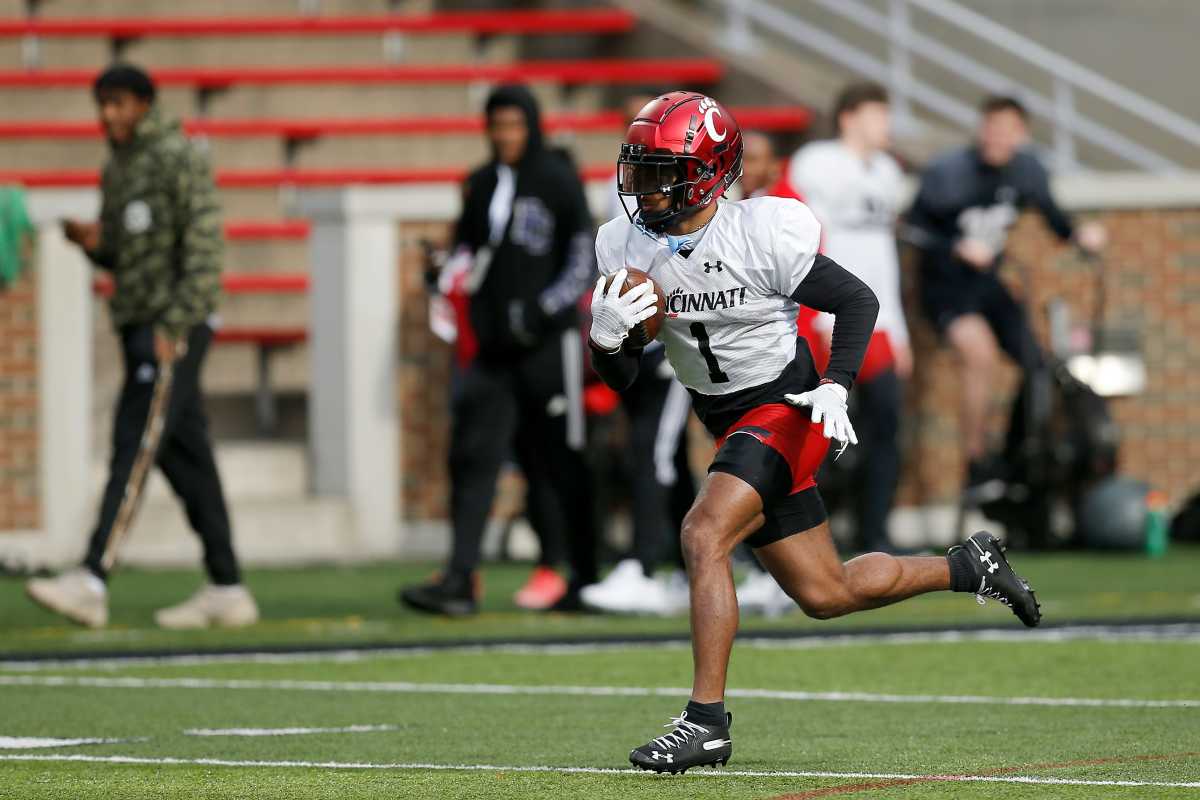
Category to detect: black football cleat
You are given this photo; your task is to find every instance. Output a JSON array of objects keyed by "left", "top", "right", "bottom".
[
  {"left": 951, "top": 532, "right": 1041, "bottom": 627},
  {"left": 629, "top": 711, "right": 732, "bottom": 774},
  {"left": 398, "top": 572, "right": 478, "bottom": 617}
]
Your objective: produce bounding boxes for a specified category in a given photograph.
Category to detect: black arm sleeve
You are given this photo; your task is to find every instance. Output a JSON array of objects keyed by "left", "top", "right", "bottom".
[
  {"left": 589, "top": 340, "right": 641, "bottom": 392},
  {"left": 790, "top": 254, "right": 880, "bottom": 391}
]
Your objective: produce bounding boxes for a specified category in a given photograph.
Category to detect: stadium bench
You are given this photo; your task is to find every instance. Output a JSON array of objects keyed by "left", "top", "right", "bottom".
[
  {"left": 0, "top": 107, "right": 811, "bottom": 141},
  {"left": 0, "top": 9, "right": 636, "bottom": 38},
  {"left": 0, "top": 60, "right": 723, "bottom": 89},
  {"left": 224, "top": 220, "right": 311, "bottom": 241},
  {"left": 93, "top": 272, "right": 310, "bottom": 435},
  {"left": 0, "top": 165, "right": 617, "bottom": 187}
]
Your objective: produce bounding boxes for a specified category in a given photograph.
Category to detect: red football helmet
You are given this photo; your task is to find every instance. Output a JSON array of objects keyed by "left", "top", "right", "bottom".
[{"left": 617, "top": 91, "right": 743, "bottom": 232}]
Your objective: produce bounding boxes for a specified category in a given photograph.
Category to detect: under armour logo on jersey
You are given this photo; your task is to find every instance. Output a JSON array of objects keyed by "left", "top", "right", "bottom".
[
  {"left": 978, "top": 550, "right": 999, "bottom": 574},
  {"left": 703, "top": 260, "right": 724, "bottom": 273}
]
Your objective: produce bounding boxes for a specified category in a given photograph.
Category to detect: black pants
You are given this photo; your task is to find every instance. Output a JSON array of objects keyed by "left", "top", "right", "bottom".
[
  {"left": 622, "top": 350, "right": 694, "bottom": 575},
  {"left": 447, "top": 332, "right": 597, "bottom": 586},
  {"left": 852, "top": 368, "right": 901, "bottom": 551},
  {"left": 85, "top": 323, "right": 240, "bottom": 585}
]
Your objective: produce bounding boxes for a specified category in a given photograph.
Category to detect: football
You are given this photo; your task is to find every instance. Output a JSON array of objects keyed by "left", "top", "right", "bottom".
[{"left": 603, "top": 267, "right": 667, "bottom": 347}]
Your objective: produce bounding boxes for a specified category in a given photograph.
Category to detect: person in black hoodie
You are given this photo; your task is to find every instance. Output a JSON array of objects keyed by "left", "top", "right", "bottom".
[{"left": 400, "top": 85, "right": 598, "bottom": 616}]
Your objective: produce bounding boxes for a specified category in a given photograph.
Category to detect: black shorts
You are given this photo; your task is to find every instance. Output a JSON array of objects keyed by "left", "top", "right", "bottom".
[
  {"left": 708, "top": 402, "right": 830, "bottom": 549},
  {"left": 920, "top": 265, "right": 1039, "bottom": 366}
]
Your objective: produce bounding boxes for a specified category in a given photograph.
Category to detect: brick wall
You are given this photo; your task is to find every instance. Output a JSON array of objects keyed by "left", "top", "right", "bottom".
[
  {"left": 0, "top": 267, "right": 39, "bottom": 531},
  {"left": 897, "top": 208, "right": 1200, "bottom": 506},
  {"left": 394, "top": 207, "right": 1200, "bottom": 521}
]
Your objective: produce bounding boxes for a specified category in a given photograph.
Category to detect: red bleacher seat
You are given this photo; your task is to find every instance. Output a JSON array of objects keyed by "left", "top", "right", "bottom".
[
  {"left": 212, "top": 328, "right": 307, "bottom": 348},
  {"left": 0, "top": 9, "right": 636, "bottom": 38},
  {"left": 0, "top": 107, "right": 811, "bottom": 140},
  {"left": 0, "top": 60, "right": 723, "bottom": 89},
  {"left": 0, "top": 165, "right": 618, "bottom": 188},
  {"left": 93, "top": 272, "right": 309, "bottom": 297},
  {"left": 224, "top": 220, "right": 311, "bottom": 241}
]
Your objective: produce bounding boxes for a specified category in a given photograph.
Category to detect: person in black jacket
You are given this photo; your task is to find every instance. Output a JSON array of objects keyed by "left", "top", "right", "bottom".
[
  {"left": 907, "top": 95, "right": 1106, "bottom": 490},
  {"left": 400, "top": 84, "right": 598, "bottom": 616}
]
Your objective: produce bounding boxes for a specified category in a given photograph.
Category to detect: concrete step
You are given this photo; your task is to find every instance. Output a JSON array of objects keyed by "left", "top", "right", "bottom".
[
  {"left": 116, "top": 494, "right": 365, "bottom": 569},
  {"left": 0, "top": 127, "right": 622, "bottom": 171},
  {"left": 202, "top": 339, "right": 310, "bottom": 395},
  {"left": 38, "top": 0, "right": 400, "bottom": 16},
  {"left": 91, "top": 441, "right": 310, "bottom": 502}
]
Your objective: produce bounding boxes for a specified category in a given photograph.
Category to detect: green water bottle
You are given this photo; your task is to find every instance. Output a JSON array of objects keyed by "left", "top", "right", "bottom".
[{"left": 1145, "top": 491, "right": 1169, "bottom": 558}]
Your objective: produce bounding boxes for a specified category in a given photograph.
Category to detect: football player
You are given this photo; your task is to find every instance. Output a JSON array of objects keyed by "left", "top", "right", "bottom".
[{"left": 589, "top": 92, "right": 1041, "bottom": 774}]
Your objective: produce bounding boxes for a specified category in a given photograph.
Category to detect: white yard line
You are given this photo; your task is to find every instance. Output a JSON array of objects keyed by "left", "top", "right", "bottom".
[
  {"left": 0, "top": 753, "right": 1197, "bottom": 789},
  {"left": 183, "top": 725, "right": 396, "bottom": 737},
  {"left": 2, "top": 673, "right": 1195, "bottom": 709},
  {"left": 0, "top": 737, "right": 125, "bottom": 750},
  {"left": 3, "top": 623, "right": 1199, "bottom": 672}
]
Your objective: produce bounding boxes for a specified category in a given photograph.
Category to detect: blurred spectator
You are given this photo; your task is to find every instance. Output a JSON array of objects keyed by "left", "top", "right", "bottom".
[
  {"left": 740, "top": 131, "right": 802, "bottom": 201},
  {"left": 906, "top": 95, "right": 1107, "bottom": 491},
  {"left": 788, "top": 83, "right": 909, "bottom": 552},
  {"left": 400, "top": 84, "right": 598, "bottom": 616},
  {"left": 582, "top": 92, "right": 694, "bottom": 616},
  {"left": 25, "top": 64, "right": 258, "bottom": 630}
]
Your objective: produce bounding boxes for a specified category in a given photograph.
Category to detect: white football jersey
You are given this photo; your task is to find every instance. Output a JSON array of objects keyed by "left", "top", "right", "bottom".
[
  {"left": 595, "top": 197, "right": 821, "bottom": 396},
  {"left": 788, "top": 140, "right": 909, "bottom": 346}
]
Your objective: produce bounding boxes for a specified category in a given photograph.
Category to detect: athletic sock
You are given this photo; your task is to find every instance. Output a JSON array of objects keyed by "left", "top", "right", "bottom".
[
  {"left": 947, "top": 548, "right": 977, "bottom": 593},
  {"left": 684, "top": 699, "right": 727, "bottom": 727}
]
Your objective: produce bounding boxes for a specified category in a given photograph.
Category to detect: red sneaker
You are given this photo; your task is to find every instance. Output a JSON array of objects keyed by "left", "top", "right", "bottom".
[{"left": 513, "top": 566, "right": 567, "bottom": 610}]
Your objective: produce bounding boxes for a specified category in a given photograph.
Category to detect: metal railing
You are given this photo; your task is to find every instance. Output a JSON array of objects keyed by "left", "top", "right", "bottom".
[{"left": 722, "top": 0, "right": 1200, "bottom": 172}]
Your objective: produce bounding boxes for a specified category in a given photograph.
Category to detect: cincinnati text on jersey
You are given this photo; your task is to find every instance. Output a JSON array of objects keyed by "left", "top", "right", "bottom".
[{"left": 665, "top": 285, "right": 750, "bottom": 317}]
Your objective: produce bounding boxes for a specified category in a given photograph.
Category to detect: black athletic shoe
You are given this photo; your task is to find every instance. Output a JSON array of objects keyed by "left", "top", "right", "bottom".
[
  {"left": 629, "top": 711, "right": 732, "bottom": 774},
  {"left": 398, "top": 572, "right": 478, "bottom": 617},
  {"left": 951, "top": 532, "right": 1041, "bottom": 627}
]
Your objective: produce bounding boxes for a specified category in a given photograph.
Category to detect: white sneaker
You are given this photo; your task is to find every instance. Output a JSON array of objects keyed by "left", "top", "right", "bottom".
[
  {"left": 736, "top": 569, "right": 795, "bottom": 618},
  {"left": 155, "top": 584, "right": 260, "bottom": 630},
  {"left": 580, "top": 559, "right": 661, "bottom": 615},
  {"left": 25, "top": 568, "right": 109, "bottom": 628},
  {"left": 657, "top": 569, "right": 691, "bottom": 616}
]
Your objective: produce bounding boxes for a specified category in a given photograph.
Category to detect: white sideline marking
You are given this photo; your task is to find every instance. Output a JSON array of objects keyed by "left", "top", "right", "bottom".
[
  {"left": 2, "top": 674, "right": 1195, "bottom": 709},
  {"left": 0, "top": 737, "right": 124, "bottom": 750},
  {"left": 3, "top": 623, "right": 1199, "bottom": 672},
  {"left": 184, "top": 725, "right": 396, "bottom": 737},
  {"left": 0, "top": 753, "right": 1197, "bottom": 789}
]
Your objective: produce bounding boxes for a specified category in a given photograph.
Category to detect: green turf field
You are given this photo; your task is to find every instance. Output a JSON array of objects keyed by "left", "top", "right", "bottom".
[{"left": 2, "top": 549, "right": 1199, "bottom": 798}]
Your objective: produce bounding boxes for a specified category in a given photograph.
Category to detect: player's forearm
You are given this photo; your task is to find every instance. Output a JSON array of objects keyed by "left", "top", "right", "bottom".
[
  {"left": 791, "top": 254, "right": 879, "bottom": 390},
  {"left": 589, "top": 340, "right": 641, "bottom": 392}
]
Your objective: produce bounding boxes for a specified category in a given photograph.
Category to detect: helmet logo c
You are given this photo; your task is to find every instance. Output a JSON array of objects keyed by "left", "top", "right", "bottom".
[{"left": 698, "top": 97, "right": 726, "bottom": 143}]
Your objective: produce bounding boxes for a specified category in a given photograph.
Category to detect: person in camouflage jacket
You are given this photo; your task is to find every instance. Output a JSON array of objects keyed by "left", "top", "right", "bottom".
[
  {"left": 27, "top": 64, "right": 258, "bottom": 631},
  {"left": 88, "top": 99, "right": 223, "bottom": 348}
]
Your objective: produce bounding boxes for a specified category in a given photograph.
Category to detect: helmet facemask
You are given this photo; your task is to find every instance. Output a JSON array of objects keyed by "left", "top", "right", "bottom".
[
  {"left": 617, "top": 143, "right": 708, "bottom": 233},
  {"left": 617, "top": 142, "right": 743, "bottom": 234}
]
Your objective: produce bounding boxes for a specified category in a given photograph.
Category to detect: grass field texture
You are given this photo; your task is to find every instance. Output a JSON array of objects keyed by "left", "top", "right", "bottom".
[{"left": 1, "top": 549, "right": 1198, "bottom": 798}]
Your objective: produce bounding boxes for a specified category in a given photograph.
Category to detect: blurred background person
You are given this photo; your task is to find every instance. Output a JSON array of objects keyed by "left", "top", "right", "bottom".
[
  {"left": 789, "top": 83, "right": 909, "bottom": 554},
  {"left": 582, "top": 92, "right": 694, "bottom": 616},
  {"left": 740, "top": 130, "right": 803, "bottom": 201},
  {"left": 906, "top": 95, "right": 1107, "bottom": 495},
  {"left": 24, "top": 64, "right": 258, "bottom": 630},
  {"left": 400, "top": 84, "right": 598, "bottom": 617}
]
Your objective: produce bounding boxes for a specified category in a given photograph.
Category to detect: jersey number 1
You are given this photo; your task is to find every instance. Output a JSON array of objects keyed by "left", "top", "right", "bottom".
[{"left": 690, "top": 322, "right": 729, "bottom": 384}]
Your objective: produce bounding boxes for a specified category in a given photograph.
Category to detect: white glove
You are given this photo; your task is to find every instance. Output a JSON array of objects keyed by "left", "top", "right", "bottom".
[
  {"left": 784, "top": 382, "right": 858, "bottom": 452},
  {"left": 589, "top": 269, "right": 659, "bottom": 351}
]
